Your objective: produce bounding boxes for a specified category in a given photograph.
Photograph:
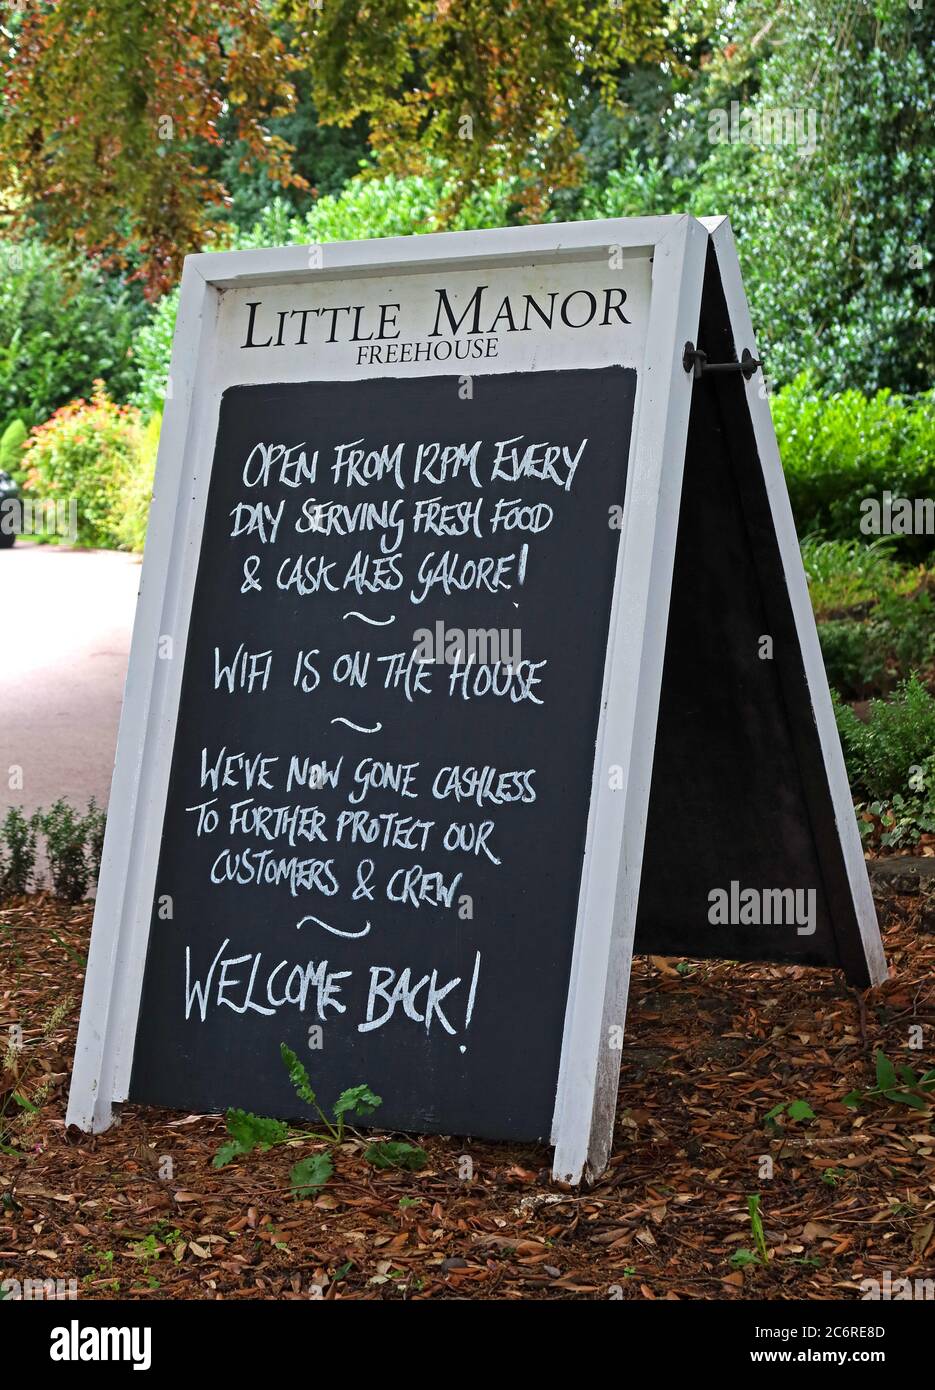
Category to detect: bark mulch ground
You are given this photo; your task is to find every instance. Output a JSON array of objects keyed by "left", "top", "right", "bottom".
[{"left": 1, "top": 891, "right": 933, "bottom": 1301}]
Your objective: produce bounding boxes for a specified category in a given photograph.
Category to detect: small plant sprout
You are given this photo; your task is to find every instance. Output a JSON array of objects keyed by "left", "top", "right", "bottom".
[
  {"left": 729, "top": 1194, "right": 771, "bottom": 1270},
  {"left": 842, "top": 1050, "right": 935, "bottom": 1111},
  {"left": 211, "top": 1044, "right": 427, "bottom": 1196},
  {"left": 364, "top": 1140, "right": 428, "bottom": 1171},
  {"left": 763, "top": 1098, "right": 816, "bottom": 1134}
]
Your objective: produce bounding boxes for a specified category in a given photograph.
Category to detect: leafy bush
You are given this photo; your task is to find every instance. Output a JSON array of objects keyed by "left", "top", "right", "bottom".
[
  {"left": 576, "top": 152, "right": 685, "bottom": 221},
  {"left": 776, "top": 375, "right": 935, "bottom": 559},
  {"left": 872, "top": 586, "right": 935, "bottom": 680},
  {"left": 0, "top": 417, "right": 27, "bottom": 483},
  {"left": 22, "top": 384, "right": 145, "bottom": 549},
  {"left": 132, "top": 295, "right": 179, "bottom": 419},
  {"left": 802, "top": 538, "right": 934, "bottom": 698},
  {"left": 834, "top": 677, "right": 935, "bottom": 803},
  {"left": 857, "top": 752, "right": 935, "bottom": 851},
  {"left": 40, "top": 800, "right": 93, "bottom": 903},
  {"left": 817, "top": 585, "right": 935, "bottom": 700},
  {"left": 835, "top": 680, "right": 935, "bottom": 851},
  {"left": 800, "top": 537, "right": 904, "bottom": 618},
  {"left": 0, "top": 807, "right": 39, "bottom": 899},
  {"left": 299, "top": 170, "right": 514, "bottom": 242},
  {"left": 818, "top": 621, "right": 886, "bottom": 701},
  {"left": 115, "top": 412, "right": 160, "bottom": 552},
  {"left": 0, "top": 800, "right": 107, "bottom": 903},
  {"left": 0, "top": 238, "right": 142, "bottom": 429},
  {"left": 83, "top": 798, "right": 107, "bottom": 884}
]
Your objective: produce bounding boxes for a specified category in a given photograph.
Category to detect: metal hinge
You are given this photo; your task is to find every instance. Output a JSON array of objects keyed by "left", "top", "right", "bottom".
[{"left": 683, "top": 342, "right": 762, "bottom": 380}]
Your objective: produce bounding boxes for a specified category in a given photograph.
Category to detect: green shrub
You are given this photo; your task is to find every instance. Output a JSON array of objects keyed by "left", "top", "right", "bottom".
[
  {"left": 775, "top": 375, "right": 935, "bottom": 559},
  {"left": 800, "top": 536, "right": 904, "bottom": 618},
  {"left": 115, "top": 411, "right": 159, "bottom": 552},
  {"left": 299, "top": 170, "right": 513, "bottom": 242},
  {"left": 0, "top": 800, "right": 108, "bottom": 903},
  {"left": 0, "top": 807, "right": 39, "bottom": 899},
  {"left": 0, "top": 238, "right": 142, "bottom": 428},
  {"left": 0, "top": 417, "right": 28, "bottom": 483},
  {"left": 856, "top": 753, "right": 935, "bottom": 852},
  {"left": 834, "top": 678, "right": 935, "bottom": 850},
  {"left": 22, "top": 384, "right": 145, "bottom": 549},
  {"left": 132, "top": 295, "right": 178, "bottom": 419},
  {"left": 84, "top": 798, "right": 107, "bottom": 884},
  {"left": 576, "top": 152, "right": 685, "bottom": 221},
  {"left": 818, "top": 621, "right": 886, "bottom": 701},
  {"left": 834, "top": 677, "right": 935, "bottom": 803},
  {"left": 802, "top": 538, "right": 934, "bottom": 698},
  {"left": 40, "top": 800, "right": 91, "bottom": 903},
  {"left": 817, "top": 585, "right": 935, "bottom": 700},
  {"left": 871, "top": 586, "right": 935, "bottom": 680}
]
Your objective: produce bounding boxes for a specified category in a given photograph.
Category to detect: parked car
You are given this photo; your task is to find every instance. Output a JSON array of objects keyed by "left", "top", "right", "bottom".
[{"left": 0, "top": 469, "right": 20, "bottom": 548}]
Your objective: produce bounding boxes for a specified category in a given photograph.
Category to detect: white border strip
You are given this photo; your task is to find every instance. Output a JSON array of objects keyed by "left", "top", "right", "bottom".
[
  {"left": 550, "top": 216, "right": 709, "bottom": 1181},
  {"left": 67, "top": 256, "right": 216, "bottom": 1130}
]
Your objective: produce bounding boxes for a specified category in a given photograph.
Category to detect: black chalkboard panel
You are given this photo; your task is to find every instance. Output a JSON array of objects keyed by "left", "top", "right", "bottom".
[{"left": 130, "top": 367, "right": 636, "bottom": 1141}]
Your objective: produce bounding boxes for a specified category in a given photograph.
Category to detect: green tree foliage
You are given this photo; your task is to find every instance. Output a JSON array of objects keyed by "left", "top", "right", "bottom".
[
  {"left": 3, "top": 0, "right": 929, "bottom": 405},
  {"left": 0, "top": 0, "right": 672, "bottom": 283},
  {"left": 577, "top": 0, "right": 933, "bottom": 396},
  {"left": 685, "top": 0, "right": 934, "bottom": 393},
  {"left": 0, "top": 0, "right": 305, "bottom": 296},
  {"left": 200, "top": 71, "right": 371, "bottom": 231},
  {"left": 278, "top": 0, "right": 671, "bottom": 219}
]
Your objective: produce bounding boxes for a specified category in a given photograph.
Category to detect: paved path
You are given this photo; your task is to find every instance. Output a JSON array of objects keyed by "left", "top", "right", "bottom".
[{"left": 1, "top": 545, "right": 139, "bottom": 820}]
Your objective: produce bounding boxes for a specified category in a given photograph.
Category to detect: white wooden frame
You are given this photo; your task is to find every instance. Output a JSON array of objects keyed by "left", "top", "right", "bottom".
[
  {"left": 68, "top": 208, "right": 890, "bottom": 1185},
  {"left": 67, "top": 215, "right": 708, "bottom": 1181},
  {"left": 67, "top": 213, "right": 886, "bottom": 1178}
]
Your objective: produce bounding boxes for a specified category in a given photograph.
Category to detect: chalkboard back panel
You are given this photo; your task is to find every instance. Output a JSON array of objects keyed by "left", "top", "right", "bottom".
[
  {"left": 635, "top": 247, "right": 870, "bottom": 983},
  {"left": 129, "top": 367, "right": 636, "bottom": 1140}
]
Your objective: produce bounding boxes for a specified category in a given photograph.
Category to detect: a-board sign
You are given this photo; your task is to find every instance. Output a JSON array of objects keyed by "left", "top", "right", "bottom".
[{"left": 68, "top": 216, "right": 886, "bottom": 1183}]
